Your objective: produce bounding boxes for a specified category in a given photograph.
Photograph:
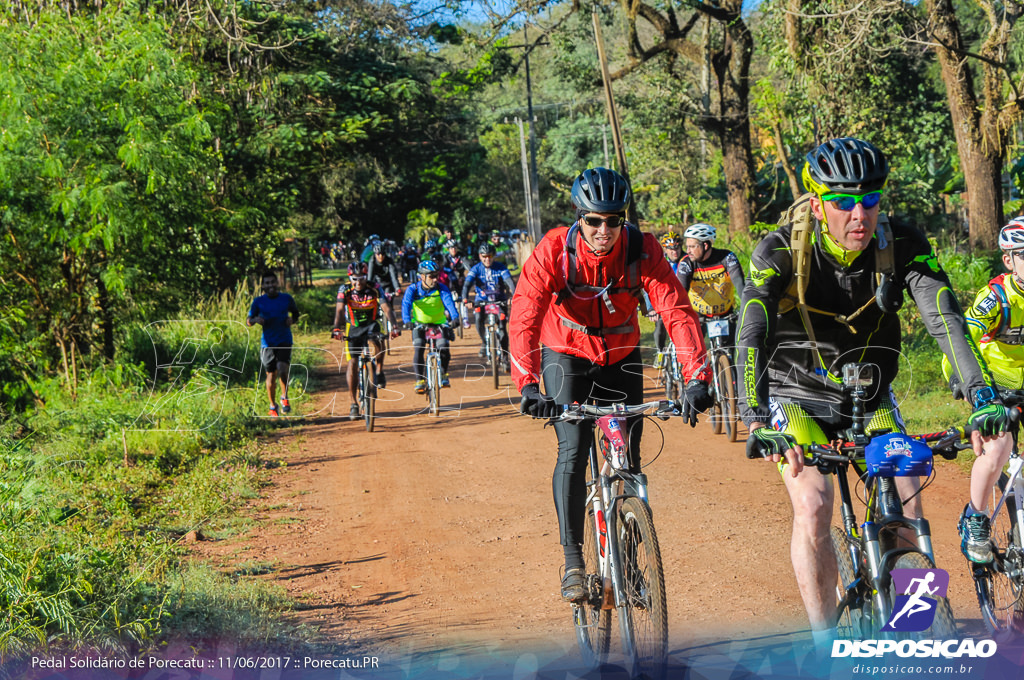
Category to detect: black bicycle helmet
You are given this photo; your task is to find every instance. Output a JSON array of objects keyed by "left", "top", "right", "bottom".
[
  {"left": 802, "top": 137, "right": 889, "bottom": 194},
  {"left": 571, "top": 167, "right": 631, "bottom": 213},
  {"left": 478, "top": 242, "right": 497, "bottom": 256}
]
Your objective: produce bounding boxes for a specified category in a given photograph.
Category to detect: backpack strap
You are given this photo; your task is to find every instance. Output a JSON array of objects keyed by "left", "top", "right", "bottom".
[
  {"left": 555, "top": 223, "right": 647, "bottom": 313},
  {"left": 987, "top": 275, "right": 1011, "bottom": 339}
]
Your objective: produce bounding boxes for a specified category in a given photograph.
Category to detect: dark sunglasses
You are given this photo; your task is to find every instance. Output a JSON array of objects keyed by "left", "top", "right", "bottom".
[
  {"left": 581, "top": 214, "right": 625, "bottom": 228},
  {"left": 822, "top": 191, "right": 883, "bottom": 211}
]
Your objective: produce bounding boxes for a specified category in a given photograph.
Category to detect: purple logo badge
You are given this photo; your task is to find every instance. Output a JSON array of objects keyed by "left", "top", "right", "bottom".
[{"left": 881, "top": 568, "right": 949, "bottom": 632}]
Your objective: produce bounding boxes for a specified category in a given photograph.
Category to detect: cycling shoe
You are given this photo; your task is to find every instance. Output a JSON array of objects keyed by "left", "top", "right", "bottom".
[{"left": 561, "top": 568, "right": 586, "bottom": 603}]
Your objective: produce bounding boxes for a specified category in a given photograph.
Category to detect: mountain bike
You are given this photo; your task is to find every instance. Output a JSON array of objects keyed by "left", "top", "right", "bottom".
[
  {"left": 480, "top": 294, "right": 508, "bottom": 390},
  {"left": 747, "top": 362, "right": 959, "bottom": 640},
  {"left": 703, "top": 313, "right": 738, "bottom": 442},
  {"left": 416, "top": 323, "right": 446, "bottom": 416},
  {"left": 333, "top": 331, "right": 381, "bottom": 432},
  {"left": 968, "top": 388, "right": 1024, "bottom": 634},
  {"left": 558, "top": 400, "right": 675, "bottom": 679}
]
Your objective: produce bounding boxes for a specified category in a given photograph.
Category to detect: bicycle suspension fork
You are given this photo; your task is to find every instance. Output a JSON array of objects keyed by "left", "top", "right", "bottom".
[{"left": 586, "top": 445, "right": 616, "bottom": 609}]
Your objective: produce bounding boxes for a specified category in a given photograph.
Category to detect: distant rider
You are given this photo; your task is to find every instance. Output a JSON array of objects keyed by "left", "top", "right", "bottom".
[{"left": 402, "top": 260, "right": 461, "bottom": 393}]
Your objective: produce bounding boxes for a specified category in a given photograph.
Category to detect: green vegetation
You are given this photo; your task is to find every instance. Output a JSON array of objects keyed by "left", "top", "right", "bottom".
[
  {"left": 0, "top": 0, "right": 1022, "bottom": 661},
  {"left": 0, "top": 286, "right": 308, "bottom": 659}
]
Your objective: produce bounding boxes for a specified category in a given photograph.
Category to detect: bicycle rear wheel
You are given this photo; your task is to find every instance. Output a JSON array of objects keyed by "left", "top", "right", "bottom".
[
  {"left": 575, "top": 505, "right": 611, "bottom": 667},
  {"left": 617, "top": 497, "right": 667, "bottom": 679},
  {"left": 976, "top": 471, "right": 1024, "bottom": 634},
  {"left": 428, "top": 354, "right": 441, "bottom": 416},
  {"left": 888, "top": 551, "right": 958, "bottom": 639},
  {"left": 830, "top": 526, "right": 869, "bottom": 639},
  {"left": 715, "top": 352, "right": 738, "bottom": 442}
]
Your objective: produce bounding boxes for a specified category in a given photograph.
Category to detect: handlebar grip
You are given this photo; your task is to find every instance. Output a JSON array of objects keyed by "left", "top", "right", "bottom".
[{"left": 746, "top": 435, "right": 767, "bottom": 459}]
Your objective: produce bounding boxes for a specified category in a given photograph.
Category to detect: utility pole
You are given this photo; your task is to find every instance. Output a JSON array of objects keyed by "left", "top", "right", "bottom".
[
  {"left": 601, "top": 124, "right": 610, "bottom": 168},
  {"left": 523, "top": 25, "right": 542, "bottom": 240},
  {"left": 592, "top": 9, "right": 637, "bottom": 224},
  {"left": 514, "top": 117, "right": 536, "bottom": 239},
  {"left": 498, "top": 27, "right": 548, "bottom": 243}
]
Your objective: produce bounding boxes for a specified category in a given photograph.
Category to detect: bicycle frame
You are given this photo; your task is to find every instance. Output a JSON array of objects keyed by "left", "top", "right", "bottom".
[
  {"left": 566, "top": 401, "right": 671, "bottom": 676},
  {"left": 420, "top": 324, "right": 445, "bottom": 415},
  {"left": 583, "top": 434, "right": 650, "bottom": 614},
  {"left": 832, "top": 454, "right": 938, "bottom": 628},
  {"left": 817, "top": 368, "right": 956, "bottom": 638}
]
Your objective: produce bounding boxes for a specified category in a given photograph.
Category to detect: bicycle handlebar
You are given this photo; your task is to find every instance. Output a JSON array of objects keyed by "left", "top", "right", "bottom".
[
  {"left": 331, "top": 332, "right": 386, "bottom": 342},
  {"left": 745, "top": 429, "right": 970, "bottom": 465},
  {"left": 551, "top": 400, "right": 680, "bottom": 423}
]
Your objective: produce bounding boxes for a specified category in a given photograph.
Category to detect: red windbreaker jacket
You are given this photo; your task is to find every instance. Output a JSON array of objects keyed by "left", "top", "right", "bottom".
[{"left": 510, "top": 225, "right": 709, "bottom": 391}]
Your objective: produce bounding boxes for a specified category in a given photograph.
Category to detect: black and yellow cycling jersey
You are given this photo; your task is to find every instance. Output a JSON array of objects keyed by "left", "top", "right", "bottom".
[
  {"left": 677, "top": 248, "right": 746, "bottom": 317},
  {"left": 738, "top": 214, "right": 994, "bottom": 425},
  {"left": 942, "top": 272, "right": 1024, "bottom": 390}
]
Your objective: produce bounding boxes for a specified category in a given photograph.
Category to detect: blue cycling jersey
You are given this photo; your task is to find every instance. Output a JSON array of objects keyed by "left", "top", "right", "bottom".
[{"left": 463, "top": 262, "right": 516, "bottom": 302}]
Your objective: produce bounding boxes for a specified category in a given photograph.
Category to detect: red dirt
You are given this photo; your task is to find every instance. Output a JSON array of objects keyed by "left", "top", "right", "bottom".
[{"left": 192, "top": 336, "right": 990, "bottom": 662}]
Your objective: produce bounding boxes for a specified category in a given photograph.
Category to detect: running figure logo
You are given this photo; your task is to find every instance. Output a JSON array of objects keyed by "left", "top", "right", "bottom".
[{"left": 881, "top": 568, "right": 950, "bottom": 632}]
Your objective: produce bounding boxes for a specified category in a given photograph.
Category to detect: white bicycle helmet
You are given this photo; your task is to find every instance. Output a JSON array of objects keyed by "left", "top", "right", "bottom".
[
  {"left": 998, "top": 219, "right": 1024, "bottom": 251},
  {"left": 683, "top": 223, "right": 717, "bottom": 243}
]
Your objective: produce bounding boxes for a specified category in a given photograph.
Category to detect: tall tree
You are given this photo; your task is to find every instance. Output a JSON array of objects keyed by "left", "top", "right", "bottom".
[
  {"left": 924, "top": 0, "right": 1024, "bottom": 248},
  {"left": 596, "top": 0, "right": 756, "bottom": 234}
]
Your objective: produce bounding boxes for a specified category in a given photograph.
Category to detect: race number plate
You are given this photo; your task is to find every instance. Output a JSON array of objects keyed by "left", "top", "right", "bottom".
[{"left": 707, "top": 318, "right": 730, "bottom": 337}]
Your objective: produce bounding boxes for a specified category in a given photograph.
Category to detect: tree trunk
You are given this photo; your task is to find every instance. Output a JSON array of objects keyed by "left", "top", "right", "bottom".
[
  {"left": 926, "top": 0, "right": 1004, "bottom": 249},
  {"left": 96, "top": 272, "right": 115, "bottom": 361},
  {"left": 713, "top": 7, "right": 755, "bottom": 234},
  {"left": 772, "top": 119, "right": 802, "bottom": 199}
]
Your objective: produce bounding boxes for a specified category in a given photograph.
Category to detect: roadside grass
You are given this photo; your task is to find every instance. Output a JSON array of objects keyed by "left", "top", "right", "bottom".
[{"left": 0, "top": 284, "right": 325, "bottom": 661}]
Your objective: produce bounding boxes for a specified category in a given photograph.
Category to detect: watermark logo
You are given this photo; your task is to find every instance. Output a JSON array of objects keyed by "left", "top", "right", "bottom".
[{"left": 881, "top": 568, "right": 949, "bottom": 633}]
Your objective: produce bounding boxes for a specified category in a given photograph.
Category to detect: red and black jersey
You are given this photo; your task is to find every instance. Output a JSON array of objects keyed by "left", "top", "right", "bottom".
[{"left": 336, "top": 285, "right": 380, "bottom": 327}]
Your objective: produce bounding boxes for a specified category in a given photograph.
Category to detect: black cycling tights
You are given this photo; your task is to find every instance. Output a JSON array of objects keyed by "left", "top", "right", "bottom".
[
  {"left": 475, "top": 307, "right": 509, "bottom": 354},
  {"left": 411, "top": 327, "right": 451, "bottom": 379},
  {"left": 541, "top": 347, "right": 644, "bottom": 552}
]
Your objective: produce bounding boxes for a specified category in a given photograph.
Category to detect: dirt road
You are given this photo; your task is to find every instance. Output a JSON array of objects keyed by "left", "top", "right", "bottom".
[{"left": 193, "top": 335, "right": 992, "bottom": 671}]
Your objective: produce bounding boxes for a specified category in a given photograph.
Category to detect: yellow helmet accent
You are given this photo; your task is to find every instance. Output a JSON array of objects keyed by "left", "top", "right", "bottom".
[
  {"left": 660, "top": 231, "right": 681, "bottom": 247},
  {"left": 801, "top": 162, "right": 831, "bottom": 196}
]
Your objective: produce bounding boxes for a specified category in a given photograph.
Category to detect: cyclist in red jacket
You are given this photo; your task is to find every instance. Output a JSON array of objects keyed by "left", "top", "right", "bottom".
[{"left": 510, "top": 166, "right": 713, "bottom": 602}]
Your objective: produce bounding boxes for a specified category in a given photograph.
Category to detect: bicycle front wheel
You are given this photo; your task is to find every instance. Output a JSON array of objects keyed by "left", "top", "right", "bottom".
[
  {"left": 831, "top": 526, "right": 869, "bottom": 639},
  {"left": 708, "top": 381, "right": 723, "bottom": 435},
  {"left": 617, "top": 497, "right": 667, "bottom": 679},
  {"left": 362, "top": 361, "right": 376, "bottom": 433},
  {"left": 713, "top": 352, "right": 736, "bottom": 442},
  {"left": 575, "top": 505, "right": 611, "bottom": 667},
  {"left": 428, "top": 355, "right": 441, "bottom": 416},
  {"left": 887, "top": 551, "right": 958, "bottom": 639},
  {"left": 489, "top": 326, "right": 500, "bottom": 390},
  {"left": 660, "top": 356, "right": 675, "bottom": 401},
  {"left": 976, "top": 471, "right": 1024, "bottom": 634}
]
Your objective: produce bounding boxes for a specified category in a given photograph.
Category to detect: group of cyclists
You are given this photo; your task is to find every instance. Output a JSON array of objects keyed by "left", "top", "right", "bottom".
[
  {"left": 330, "top": 231, "right": 519, "bottom": 419},
  {"left": 310, "top": 136, "right": 1024, "bottom": 654},
  {"left": 509, "top": 139, "right": 1024, "bottom": 654}
]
